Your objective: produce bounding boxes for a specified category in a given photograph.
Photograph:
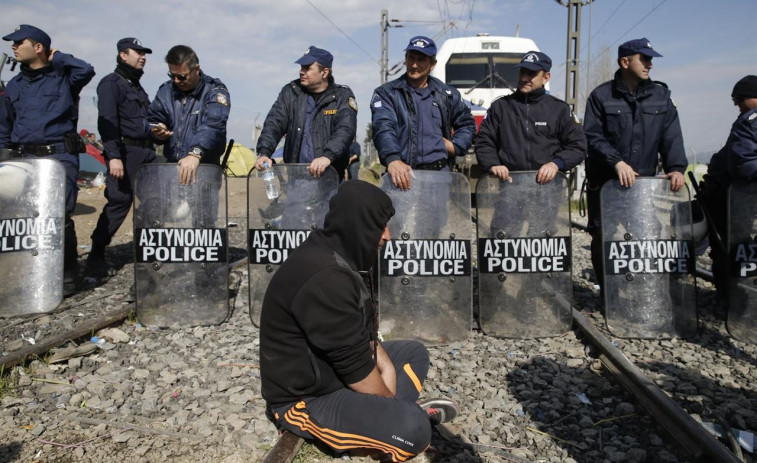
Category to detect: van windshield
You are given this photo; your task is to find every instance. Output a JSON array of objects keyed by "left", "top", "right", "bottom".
[{"left": 445, "top": 52, "right": 522, "bottom": 91}]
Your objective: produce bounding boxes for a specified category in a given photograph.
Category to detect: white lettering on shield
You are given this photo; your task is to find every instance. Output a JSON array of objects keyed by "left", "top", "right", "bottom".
[
  {"left": 734, "top": 243, "right": 757, "bottom": 277},
  {"left": 381, "top": 239, "right": 471, "bottom": 276},
  {"left": 137, "top": 228, "right": 225, "bottom": 263},
  {"left": 249, "top": 229, "right": 311, "bottom": 264},
  {"left": 604, "top": 240, "right": 691, "bottom": 275},
  {"left": 0, "top": 217, "right": 59, "bottom": 253},
  {"left": 479, "top": 237, "right": 570, "bottom": 273}
]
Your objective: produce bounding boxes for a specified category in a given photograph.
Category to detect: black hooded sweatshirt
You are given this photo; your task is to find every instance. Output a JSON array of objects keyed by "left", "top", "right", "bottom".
[{"left": 260, "top": 180, "right": 395, "bottom": 408}]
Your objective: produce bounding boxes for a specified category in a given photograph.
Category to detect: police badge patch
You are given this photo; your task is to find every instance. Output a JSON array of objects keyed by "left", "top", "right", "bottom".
[
  {"left": 216, "top": 93, "right": 229, "bottom": 106},
  {"left": 348, "top": 97, "right": 358, "bottom": 111}
]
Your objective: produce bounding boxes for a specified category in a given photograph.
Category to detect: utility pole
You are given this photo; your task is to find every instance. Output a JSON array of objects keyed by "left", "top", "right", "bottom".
[
  {"left": 380, "top": 10, "right": 452, "bottom": 84},
  {"left": 380, "top": 10, "right": 389, "bottom": 85},
  {"left": 556, "top": 0, "right": 595, "bottom": 113}
]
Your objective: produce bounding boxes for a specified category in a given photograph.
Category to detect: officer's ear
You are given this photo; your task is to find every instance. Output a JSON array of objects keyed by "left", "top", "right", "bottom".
[
  {"left": 619, "top": 56, "right": 631, "bottom": 70},
  {"left": 31, "top": 41, "right": 46, "bottom": 56},
  {"left": 542, "top": 71, "right": 551, "bottom": 83}
]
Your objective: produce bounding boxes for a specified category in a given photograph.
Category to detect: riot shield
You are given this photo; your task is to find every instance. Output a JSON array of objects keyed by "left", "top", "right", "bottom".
[
  {"left": 600, "top": 178, "right": 696, "bottom": 338},
  {"left": 476, "top": 172, "right": 572, "bottom": 338},
  {"left": 378, "top": 171, "right": 472, "bottom": 345},
  {"left": 248, "top": 164, "right": 338, "bottom": 327},
  {"left": 727, "top": 181, "right": 757, "bottom": 343},
  {"left": 133, "top": 164, "right": 229, "bottom": 328},
  {"left": 0, "top": 159, "right": 65, "bottom": 316}
]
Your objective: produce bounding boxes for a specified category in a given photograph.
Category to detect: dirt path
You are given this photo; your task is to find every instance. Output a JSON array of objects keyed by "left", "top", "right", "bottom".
[{"left": 73, "top": 185, "right": 130, "bottom": 256}]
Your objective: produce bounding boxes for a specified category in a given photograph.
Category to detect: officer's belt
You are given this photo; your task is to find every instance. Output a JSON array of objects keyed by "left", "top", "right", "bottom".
[
  {"left": 121, "top": 137, "right": 153, "bottom": 148},
  {"left": 16, "top": 142, "right": 67, "bottom": 156},
  {"left": 414, "top": 159, "right": 448, "bottom": 171}
]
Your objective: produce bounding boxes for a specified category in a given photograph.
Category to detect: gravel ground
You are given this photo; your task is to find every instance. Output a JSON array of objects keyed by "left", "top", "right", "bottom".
[{"left": 1, "top": 191, "right": 756, "bottom": 463}]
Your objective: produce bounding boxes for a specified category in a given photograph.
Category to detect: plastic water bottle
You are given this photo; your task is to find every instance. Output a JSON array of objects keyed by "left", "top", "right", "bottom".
[
  {"left": 92, "top": 171, "right": 106, "bottom": 188},
  {"left": 261, "top": 162, "right": 279, "bottom": 200}
]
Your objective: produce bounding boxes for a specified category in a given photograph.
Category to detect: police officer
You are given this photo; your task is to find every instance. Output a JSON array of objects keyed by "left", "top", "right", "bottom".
[
  {"left": 0, "top": 25, "right": 95, "bottom": 295},
  {"left": 700, "top": 75, "right": 757, "bottom": 301},
  {"left": 255, "top": 46, "right": 357, "bottom": 181},
  {"left": 87, "top": 37, "right": 156, "bottom": 276},
  {"left": 347, "top": 140, "right": 361, "bottom": 180},
  {"left": 476, "top": 51, "right": 586, "bottom": 182},
  {"left": 147, "top": 45, "right": 230, "bottom": 185},
  {"left": 371, "top": 36, "right": 475, "bottom": 191},
  {"left": 475, "top": 51, "right": 585, "bottom": 326},
  {"left": 583, "top": 38, "right": 687, "bottom": 292}
]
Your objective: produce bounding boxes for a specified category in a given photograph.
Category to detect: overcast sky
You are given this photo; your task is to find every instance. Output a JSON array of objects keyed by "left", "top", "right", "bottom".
[{"left": 1, "top": 0, "right": 755, "bottom": 162}]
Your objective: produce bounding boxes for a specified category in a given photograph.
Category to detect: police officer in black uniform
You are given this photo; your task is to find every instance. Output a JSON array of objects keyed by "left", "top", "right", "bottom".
[
  {"left": 255, "top": 46, "right": 357, "bottom": 181},
  {"left": 475, "top": 51, "right": 586, "bottom": 183},
  {"left": 87, "top": 37, "right": 157, "bottom": 276},
  {"left": 0, "top": 25, "right": 95, "bottom": 295}
]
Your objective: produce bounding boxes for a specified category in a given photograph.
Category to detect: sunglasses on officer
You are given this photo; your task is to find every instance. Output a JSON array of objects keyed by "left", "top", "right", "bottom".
[{"left": 167, "top": 71, "right": 190, "bottom": 82}]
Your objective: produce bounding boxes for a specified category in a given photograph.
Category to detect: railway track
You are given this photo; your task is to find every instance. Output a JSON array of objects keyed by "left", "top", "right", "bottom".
[
  {"left": 259, "top": 221, "right": 747, "bottom": 462},
  {"left": 260, "top": 308, "right": 744, "bottom": 463},
  {"left": 1, "top": 223, "right": 753, "bottom": 463}
]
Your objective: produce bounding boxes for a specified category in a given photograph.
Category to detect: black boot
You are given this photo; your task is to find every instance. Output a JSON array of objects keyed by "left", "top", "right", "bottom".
[
  {"left": 63, "top": 218, "right": 79, "bottom": 297},
  {"left": 86, "top": 243, "right": 111, "bottom": 277}
]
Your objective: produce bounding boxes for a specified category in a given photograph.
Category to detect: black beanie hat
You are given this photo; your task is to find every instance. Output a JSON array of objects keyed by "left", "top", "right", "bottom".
[{"left": 732, "top": 75, "right": 757, "bottom": 100}]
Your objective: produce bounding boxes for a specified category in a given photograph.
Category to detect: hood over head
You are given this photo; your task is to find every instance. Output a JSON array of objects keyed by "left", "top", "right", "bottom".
[{"left": 320, "top": 180, "right": 394, "bottom": 271}]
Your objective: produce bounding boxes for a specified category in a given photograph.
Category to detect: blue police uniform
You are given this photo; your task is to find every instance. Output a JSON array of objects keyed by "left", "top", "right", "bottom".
[
  {"left": 89, "top": 51, "right": 157, "bottom": 264},
  {"left": 583, "top": 68, "right": 687, "bottom": 290},
  {"left": 347, "top": 141, "right": 360, "bottom": 180},
  {"left": 371, "top": 74, "right": 475, "bottom": 170},
  {"left": 144, "top": 70, "right": 230, "bottom": 231},
  {"left": 146, "top": 72, "right": 230, "bottom": 165},
  {"left": 701, "top": 75, "right": 757, "bottom": 300},
  {"left": 0, "top": 27, "right": 95, "bottom": 290}
]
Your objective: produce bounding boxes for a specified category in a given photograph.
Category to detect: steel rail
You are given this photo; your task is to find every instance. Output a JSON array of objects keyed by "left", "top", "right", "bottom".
[
  {"left": 572, "top": 309, "right": 742, "bottom": 463},
  {"left": 262, "top": 431, "right": 304, "bottom": 463}
]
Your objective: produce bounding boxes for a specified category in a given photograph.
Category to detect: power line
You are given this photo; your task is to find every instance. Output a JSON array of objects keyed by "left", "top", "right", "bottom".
[
  {"left": 583, "top": 0, "right": 669, "bottom": 68},
  {"left": 303, "top": 0, "right": 379, "bottom": 64},
  {"left": 552, "top": 0, "right": 669, "bottom": 96},
  {"left": 588, "top": 0, "right": 625, "bottom": 44},
  {"left": 605, "top": 0, "right": 668, "bottom": 50},
  {"left": 436, "top": 0, "right": 446, "bottom": 30}
]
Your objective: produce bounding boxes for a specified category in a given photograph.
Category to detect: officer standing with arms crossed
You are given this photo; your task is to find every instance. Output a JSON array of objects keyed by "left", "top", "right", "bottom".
[
  {"left": 0, "top": 25, "right": 95, "bottom": 296},
  {"left": 87, "top": 37, "right": 156, "bottom": 276},
  {"left": 583, "top": 38, "right": 687, "bottom": 294},
  {"left": 147, "top": 45, "right": 230, "bottom": 185},
  {"left": 255, "top": 46, "right": 357, "bottom": 181}
]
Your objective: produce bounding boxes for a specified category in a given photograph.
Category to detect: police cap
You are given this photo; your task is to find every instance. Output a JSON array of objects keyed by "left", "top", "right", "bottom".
[
  {"left": 117, "top": 37, "right": 153, "bottom": 54},
  {"left": 295, "top": 46, "right": 333, "bottom": 68},
  {"left": 618, "top": 38, "right": 662, "bottom": 58},
  {"left": 404, "top": 36, "right": 437, "bottom": 57},
  {"left": 514, "top": 51, "right": 552, "bottom": 72},
  {"left": 3, "top": 24, "right": 51, "bottom": 50}
]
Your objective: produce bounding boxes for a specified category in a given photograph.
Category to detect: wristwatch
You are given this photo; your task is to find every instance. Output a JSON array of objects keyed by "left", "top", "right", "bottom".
[{"left": 189, "top": 147, "right": 203, "bottom": 159}]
